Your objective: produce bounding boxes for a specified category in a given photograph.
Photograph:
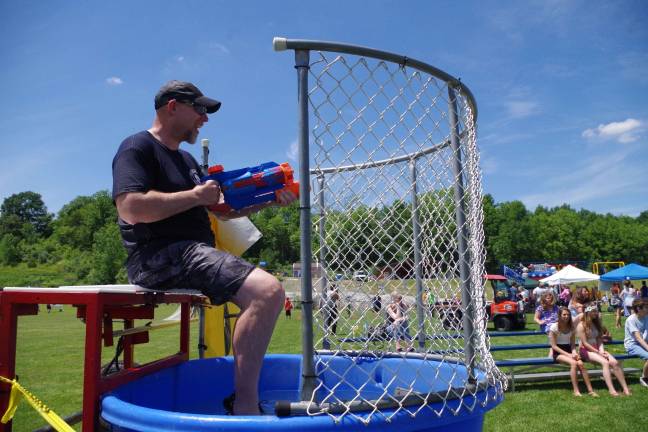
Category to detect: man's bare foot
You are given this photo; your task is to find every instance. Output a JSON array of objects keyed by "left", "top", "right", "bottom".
[{"left": 224, "top": 393, "right": 262, "bottom": 415}]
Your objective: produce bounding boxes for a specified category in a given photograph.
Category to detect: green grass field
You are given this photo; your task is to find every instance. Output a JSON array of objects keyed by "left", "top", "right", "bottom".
[{"left": 4, "top": 305, "right": 647, "bottom": 431}]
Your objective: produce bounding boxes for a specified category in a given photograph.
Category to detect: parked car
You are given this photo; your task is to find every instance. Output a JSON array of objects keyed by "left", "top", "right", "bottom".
[{"left": 353, "top": 270, "right": 369, "bottom": 281}]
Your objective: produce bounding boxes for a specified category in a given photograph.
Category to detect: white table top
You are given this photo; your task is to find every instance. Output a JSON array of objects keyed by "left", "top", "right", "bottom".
[{"left": 1, "top": 285, "right": 202, "bottom": 294}]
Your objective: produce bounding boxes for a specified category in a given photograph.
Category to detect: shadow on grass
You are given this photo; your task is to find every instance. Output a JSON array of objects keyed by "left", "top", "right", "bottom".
[{"left": 510, "top": 378, "right": 619, "bottom": 394}]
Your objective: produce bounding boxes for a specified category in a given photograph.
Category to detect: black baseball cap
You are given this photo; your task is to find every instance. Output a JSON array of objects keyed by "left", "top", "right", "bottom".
[{"left": 154, "top": 80, "right": 221, "bottom": 113}]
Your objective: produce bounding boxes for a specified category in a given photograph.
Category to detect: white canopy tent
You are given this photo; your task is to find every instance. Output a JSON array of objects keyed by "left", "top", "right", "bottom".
[{"left": 539, "top": 265, "right": 600, "bottom": 286}]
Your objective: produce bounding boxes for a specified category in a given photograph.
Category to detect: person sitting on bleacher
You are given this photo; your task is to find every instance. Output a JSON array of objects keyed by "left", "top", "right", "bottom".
[
  {"left": 534, "top": 292, "right": 559, "bottom": 334},
  {"left": 624, "top": 299, "right": 648, "bottom": 388},
  {"left": 568, "top": 286, "right": 591, "bottom": 318},
  {"left": 532, "top": 282, "right": 551, "bottom": 309},
  {"left": 576, "top": 304, "right": 631, "bottom": 396},
  {"left": 549, "top": 307, "right": 597, "bottom": 397}
]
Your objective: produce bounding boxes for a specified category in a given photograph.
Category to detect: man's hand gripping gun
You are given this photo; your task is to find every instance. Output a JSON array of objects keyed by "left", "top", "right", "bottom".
[{"left": 201, "top": 162, "right": 299, "bottom": 213}]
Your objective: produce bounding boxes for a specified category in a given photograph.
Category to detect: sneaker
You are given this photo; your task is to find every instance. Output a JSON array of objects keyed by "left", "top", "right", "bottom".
[{"left": 640, "top": 376, "right": 648, "bottom": 388}]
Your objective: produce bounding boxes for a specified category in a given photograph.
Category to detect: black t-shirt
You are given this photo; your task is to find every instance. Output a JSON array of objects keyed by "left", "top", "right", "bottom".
[{"left": 112, "top": 131, "right": 214, "bottom": 260}]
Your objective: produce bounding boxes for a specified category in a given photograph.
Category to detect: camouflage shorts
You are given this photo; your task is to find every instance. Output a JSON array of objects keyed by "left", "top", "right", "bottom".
[{"left": 128, "top": 241, "right": 255, "bottom": 305}]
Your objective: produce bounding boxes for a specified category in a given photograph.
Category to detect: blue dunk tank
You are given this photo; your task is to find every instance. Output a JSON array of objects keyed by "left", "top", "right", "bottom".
[
  {"left": 101, "top": 355, "right": 499, "bottom": 431},
  {"left": 100, "top": 37, "right": 505, "bottom": 431}
]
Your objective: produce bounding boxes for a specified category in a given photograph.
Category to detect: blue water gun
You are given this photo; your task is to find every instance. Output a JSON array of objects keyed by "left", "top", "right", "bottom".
[{"left": 201, "top": 162, "right": 299, "bottom": 212}]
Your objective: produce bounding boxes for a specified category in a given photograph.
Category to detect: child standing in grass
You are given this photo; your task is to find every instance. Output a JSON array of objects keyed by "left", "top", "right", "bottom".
[
  {"left": 622, "top": 281, "right": 637, "bottom": 318},
  {"left": 611, "top": 283, "right": 623, "bottom": 328},
  {"left": 386, "top": 292, "right": 413, "bottom": 352},
  {"left": 284, "top": 296, "right": 293, "bottom": 319}
]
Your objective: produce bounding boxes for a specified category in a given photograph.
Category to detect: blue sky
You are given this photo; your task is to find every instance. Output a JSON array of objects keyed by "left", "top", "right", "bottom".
[{"left": 1, "top": 1, "right": 646, "bottom": 216}]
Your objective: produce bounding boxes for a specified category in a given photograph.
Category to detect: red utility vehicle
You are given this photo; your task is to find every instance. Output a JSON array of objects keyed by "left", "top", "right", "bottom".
[{"left": 486, "top": 274, "right": 526, "bottom": 331}]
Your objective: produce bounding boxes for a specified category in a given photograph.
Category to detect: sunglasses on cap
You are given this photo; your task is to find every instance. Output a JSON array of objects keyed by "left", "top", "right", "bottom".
[{"left": 178, "top": 100, "right": 208, "bottom": 115}]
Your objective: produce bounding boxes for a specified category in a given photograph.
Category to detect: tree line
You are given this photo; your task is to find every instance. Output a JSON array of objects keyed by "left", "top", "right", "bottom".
[{"left": 1, "top": 190, "right": 647, "bottom": 286}]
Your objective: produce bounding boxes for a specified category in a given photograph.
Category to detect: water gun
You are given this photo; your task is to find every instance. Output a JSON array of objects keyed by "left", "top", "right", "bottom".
[{"left": 201, "top": 162, "right": 299, "bottom": 213}]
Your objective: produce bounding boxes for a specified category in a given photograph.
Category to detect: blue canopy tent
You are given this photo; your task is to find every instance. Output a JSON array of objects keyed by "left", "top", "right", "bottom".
[
  {"left": 600, "top": 263, "right": 648, "bottom": 281},
  {"left": 598, "top": 263, "right": 648, "bottom": 291}
]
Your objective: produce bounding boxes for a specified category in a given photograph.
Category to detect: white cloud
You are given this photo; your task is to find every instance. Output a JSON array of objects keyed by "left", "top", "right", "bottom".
[
  {"left": 505, "top": 101, "right": 539, "bottom": 119},
  {"left": 495, "top": 87, "right": 541, "bottom": 120},
  {"left": 105, "top": 77, "right": 123, "bottom": 86},
  {"left": 163, "top": 55, "right": 191, "bottom": 74},
  {"left": 210, "top": 42, "right": 230, "bottom": 55},
  {"left": 582, "top": 118, "right": 643, "bottom": 143},
  {"left": 520, "top": 145, "right": 646, "bottom": 211},
  {"left": 286, "top": 139, "right": 298, "bottom": 162}
]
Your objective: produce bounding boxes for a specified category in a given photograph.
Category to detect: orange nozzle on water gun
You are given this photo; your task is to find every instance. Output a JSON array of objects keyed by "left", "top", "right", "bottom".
[{"left": 274, "top": 163, "right": 300, "bottom": 202}]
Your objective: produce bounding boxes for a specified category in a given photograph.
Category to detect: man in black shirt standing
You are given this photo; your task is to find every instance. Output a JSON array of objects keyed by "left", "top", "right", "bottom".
[{"left": 112, "top": 81, "right": 294, "bottom": 415}]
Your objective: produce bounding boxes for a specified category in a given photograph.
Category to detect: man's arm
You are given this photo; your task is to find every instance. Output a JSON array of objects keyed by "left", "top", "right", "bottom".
[
  {"left": 533, "top": 309, "right": 543, "bottom": 326},
  {"left": 212, "top": 202, "right": 274, "bottom": 220},
  {"left": 632, "top": 330, "right": 648, "bottom": 351},
  {"left": 116, "top": 180, "right": 221, "bottom": 224},
  {"left": 386, "top": 304, "right": 399, "bottom": 321}
]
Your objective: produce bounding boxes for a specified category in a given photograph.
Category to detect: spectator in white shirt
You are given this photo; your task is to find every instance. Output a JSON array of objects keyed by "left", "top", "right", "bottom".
[{"left": 624, "top": 299, "right": 648, "bottom": 388}]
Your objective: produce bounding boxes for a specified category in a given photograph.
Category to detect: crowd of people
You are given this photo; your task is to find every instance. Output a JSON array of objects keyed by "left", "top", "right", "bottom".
[
  {"left": 319, "top": 285, "right": 415, "bottom": 352},
  {"left": 317, "top": 276, "right": 648, "bottom": 397},
  {"left": 529, "top": 281, "right": 648, "bottom": 397},
  {"left": 608, "top": 280, "right": 648, "bottom": 325}
]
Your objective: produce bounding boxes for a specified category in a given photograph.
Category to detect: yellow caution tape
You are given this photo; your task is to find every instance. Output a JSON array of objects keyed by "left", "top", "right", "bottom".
[{"left": 0, "top": 376, "right": 74, "bottom": 432}]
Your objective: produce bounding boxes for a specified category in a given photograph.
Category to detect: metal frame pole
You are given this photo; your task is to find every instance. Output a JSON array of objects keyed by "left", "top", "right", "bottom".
[
  {"left": 317, "top": 174, "right": 331, "bottom": 350},
  {"left": 410, "top": 160, "right": 425, "bottom": 349},
  {"left": 448, "top": 85, "right": 475, "bottom": 382},
  {"left": 295, "top": 49, "right": 317, "bottom": 400},
  {"left": 199, "top": 139, "right": 210, "bottom": 359}
]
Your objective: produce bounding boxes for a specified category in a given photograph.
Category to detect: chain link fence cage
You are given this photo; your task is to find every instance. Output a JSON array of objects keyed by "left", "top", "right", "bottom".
[{"left": 274, "top": 38, "right": 506, "bottom": 426}]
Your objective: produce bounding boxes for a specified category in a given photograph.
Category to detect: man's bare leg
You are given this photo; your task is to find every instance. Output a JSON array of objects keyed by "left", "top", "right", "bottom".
[{"left": 230, "top": 268, "right": 284, "bottom": 414}]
